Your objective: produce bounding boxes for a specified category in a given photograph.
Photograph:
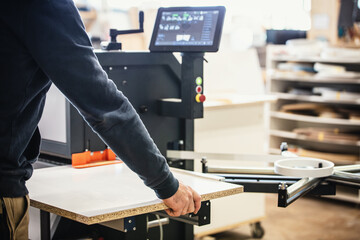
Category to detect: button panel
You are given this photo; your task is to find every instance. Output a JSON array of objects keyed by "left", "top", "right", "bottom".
[{"left": 195, "top": 76, "right": 205, "bottom": 103}]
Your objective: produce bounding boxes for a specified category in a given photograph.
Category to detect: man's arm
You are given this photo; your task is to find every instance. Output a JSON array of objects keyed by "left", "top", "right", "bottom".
[{"left": 8, "top": 0, "right": 200, "bottom": 213}]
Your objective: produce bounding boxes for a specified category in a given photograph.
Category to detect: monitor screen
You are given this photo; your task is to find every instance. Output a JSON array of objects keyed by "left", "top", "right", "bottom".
[{"left": 149, "top": 6, "right": 226, "bottom": 52}]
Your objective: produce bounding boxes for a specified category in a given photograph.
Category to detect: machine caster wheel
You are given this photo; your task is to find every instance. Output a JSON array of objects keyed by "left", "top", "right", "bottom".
[{"left": 250, "top": 222, "right": 265, "bottom": 239}]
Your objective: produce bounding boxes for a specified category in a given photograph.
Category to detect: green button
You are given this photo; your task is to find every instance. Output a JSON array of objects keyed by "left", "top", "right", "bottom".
[{"left": 196, "top": 77, "right": 202, "bottom": 85}]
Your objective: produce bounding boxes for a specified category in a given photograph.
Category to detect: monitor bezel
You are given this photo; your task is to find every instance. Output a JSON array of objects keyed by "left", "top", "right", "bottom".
[{"left": 149, "top": 6, "right": 226, "bottom": 52}]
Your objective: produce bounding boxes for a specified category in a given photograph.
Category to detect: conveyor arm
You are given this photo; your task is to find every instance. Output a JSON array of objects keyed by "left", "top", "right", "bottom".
[{"left": 167, "top": 149, "right": 360, "bottom": 208}]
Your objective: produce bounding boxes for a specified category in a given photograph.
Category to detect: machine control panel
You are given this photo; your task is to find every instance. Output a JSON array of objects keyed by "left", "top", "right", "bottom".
[{"left": 149, "top": 6, "right": 226, "bottom": 52}]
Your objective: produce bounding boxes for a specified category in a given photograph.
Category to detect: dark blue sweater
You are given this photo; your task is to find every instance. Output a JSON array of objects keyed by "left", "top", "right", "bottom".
[{"left": 0, "top": 0, "right": 178, "bottom": 199}]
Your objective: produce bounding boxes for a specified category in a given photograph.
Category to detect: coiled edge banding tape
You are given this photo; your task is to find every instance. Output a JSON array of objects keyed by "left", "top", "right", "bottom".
[{"left": 274, "top": 157, "right": 334, "bottom": 178}]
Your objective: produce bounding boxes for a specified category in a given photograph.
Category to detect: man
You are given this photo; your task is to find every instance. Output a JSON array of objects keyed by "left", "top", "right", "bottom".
[{"left": 0, "top": 1, "right": 201, "bottom": 239}]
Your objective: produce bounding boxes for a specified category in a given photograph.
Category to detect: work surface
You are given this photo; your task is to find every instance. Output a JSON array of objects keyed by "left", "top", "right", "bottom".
[{"left": 27, "top": 164, "right": 243, "bottom": 225}]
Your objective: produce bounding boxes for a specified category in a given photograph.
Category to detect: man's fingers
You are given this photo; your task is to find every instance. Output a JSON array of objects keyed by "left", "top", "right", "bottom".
[
  {"left": 181, "top": 194, "right": 191, "bottom": 215},
  {"left": 171, "top": 209, "right": 182, "bottom": 217},
  {"left": 165, "top": 208, "right": 182, "bottom": 217},
  {"left": 164, "top": 208, "right": 173, "bottom": 216},
  {"left": 193, "top": 189, "right": 201, "bottom": 214},
  {"left": 194, "top": 199, "right": 201, "bottom": 215},
  {"left": 186, "top": 197, "right": 195, "bottom": 214},
  {"left": 166, "top": 204, "right": 183, "bottom": 217}
]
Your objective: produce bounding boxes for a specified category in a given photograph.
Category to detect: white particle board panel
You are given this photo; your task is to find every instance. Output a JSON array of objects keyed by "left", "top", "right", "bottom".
[{"left": 27, "top": 164, "right": 243, "bottom": 225}]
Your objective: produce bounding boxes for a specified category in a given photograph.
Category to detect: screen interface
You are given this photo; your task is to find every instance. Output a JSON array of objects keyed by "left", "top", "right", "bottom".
[{"left": 154, "top": 10, "right": 219, "bottom": 46}]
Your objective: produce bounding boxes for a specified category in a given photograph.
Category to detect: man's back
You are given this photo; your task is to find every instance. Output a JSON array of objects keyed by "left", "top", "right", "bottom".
[
  {"left": 0, "top": 2, "right": 51, "bottom": 197},
  {"left": 0, "top": 2, "right": 200, "bottom": 238},
  {"left": 0, "top": 0, "right": 178, "bottom": 200}
]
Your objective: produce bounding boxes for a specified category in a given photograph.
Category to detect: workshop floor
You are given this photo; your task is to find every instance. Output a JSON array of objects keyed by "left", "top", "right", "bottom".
[{"left": 198, "top": 194, "right": 360, "bottom": 240}]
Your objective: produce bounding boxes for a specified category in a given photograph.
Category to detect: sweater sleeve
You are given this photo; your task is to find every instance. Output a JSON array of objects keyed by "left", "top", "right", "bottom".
[{"left": 22, "top": 0, "right": 178, "bottom": 199}]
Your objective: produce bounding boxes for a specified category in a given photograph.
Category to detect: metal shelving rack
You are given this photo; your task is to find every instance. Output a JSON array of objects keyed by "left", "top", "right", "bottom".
[{"left": 267, "top": 52, "right": 360, "bottom": 203}]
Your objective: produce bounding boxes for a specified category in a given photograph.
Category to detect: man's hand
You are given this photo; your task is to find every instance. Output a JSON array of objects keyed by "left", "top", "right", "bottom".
[{"left": 162, "top": 182, "right": 201, "bottom": 217}]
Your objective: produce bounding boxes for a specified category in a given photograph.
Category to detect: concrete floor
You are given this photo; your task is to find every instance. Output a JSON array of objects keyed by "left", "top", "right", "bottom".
[{"left": 198, "top": 194, "right": 360, "bottom": 240}]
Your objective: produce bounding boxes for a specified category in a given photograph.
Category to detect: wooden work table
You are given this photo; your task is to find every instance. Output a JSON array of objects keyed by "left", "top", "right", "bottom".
[{"left": 27, "top": 163, "right": 243, "bottom": 226}]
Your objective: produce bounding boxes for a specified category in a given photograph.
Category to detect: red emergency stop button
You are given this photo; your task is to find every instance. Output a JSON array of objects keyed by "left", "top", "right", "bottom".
[{"left": 195, "top": 94, "right": 206, "bottom": 103}]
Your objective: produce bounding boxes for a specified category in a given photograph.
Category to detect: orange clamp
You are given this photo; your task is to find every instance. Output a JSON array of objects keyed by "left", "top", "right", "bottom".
[{"left": 72, "top": 148, "right": 122, "bottom": 169}]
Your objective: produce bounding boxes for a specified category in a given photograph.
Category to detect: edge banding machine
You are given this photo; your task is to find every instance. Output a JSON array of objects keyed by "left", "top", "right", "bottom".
[
  {"left": 35, "top": 6, "right": 230, "bottom": 240},
  {"left": 33, "top": 5, "right": 360, "bottom": 240}
]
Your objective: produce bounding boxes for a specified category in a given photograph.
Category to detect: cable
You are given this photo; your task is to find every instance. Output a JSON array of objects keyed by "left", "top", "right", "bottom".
[{"left": 155, "top": 214, "right": 163, "bottom": 240}]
